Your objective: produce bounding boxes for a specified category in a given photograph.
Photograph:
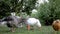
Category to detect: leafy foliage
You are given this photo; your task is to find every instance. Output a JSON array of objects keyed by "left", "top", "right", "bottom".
[
  {"left": 0, "top": 1, "right": 10, "bottom": 18},
  {"left": 36, "top": 0, "right": 60, "bottom": 25},
  {"left": 0, "top": 0, "right": 37, "bottom": 18}
]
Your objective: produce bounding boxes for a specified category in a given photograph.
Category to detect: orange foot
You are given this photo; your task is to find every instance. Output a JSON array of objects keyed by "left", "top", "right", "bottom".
[{"left": 27, "top": 25, "right": 30, "bottom": 30}]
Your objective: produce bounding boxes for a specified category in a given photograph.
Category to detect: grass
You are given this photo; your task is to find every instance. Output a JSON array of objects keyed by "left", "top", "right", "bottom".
[{"left": 0, "top": 25, "right": 60, "bottom": 34}]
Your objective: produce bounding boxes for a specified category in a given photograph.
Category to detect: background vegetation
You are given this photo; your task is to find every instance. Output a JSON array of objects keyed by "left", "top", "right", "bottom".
[{"left": 0, "top": 0, "right": 60, "bottom": 25}]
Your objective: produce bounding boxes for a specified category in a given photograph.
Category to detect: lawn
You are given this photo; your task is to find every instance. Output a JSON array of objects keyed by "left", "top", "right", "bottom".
[{"left": 0, "top": 25, "right": 60, "bottom": 34}]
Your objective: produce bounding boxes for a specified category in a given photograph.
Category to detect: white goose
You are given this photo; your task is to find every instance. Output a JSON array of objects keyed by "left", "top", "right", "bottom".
[{"left": 24, "top": 18, "right": 41, "bottom": 30}]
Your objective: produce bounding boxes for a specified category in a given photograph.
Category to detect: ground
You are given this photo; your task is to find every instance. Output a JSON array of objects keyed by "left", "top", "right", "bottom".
[{"left": 0, "top": 25, "right": 60, "bottom": 34}]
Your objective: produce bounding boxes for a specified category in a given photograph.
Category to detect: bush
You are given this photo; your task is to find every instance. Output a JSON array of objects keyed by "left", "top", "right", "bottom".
[{"left": 36, "top": 0, "right": 60, "bottom": 25}]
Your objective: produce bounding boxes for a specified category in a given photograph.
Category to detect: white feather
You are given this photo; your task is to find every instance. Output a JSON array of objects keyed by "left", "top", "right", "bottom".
[{"left": 26, "top": 18, "right": 41, "bottom": 27}]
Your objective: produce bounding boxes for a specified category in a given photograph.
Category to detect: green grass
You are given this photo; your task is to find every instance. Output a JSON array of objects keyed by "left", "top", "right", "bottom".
[{"left": 0, "top": 25, "right": 60, "bottom": 34}]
